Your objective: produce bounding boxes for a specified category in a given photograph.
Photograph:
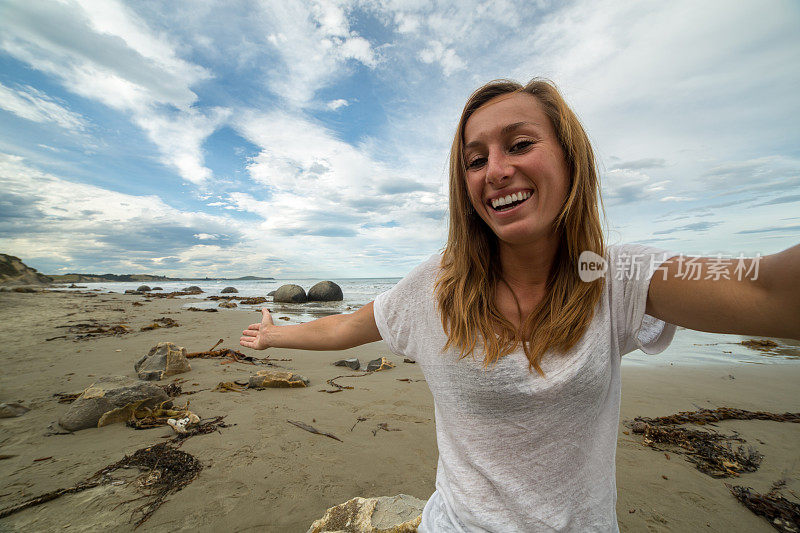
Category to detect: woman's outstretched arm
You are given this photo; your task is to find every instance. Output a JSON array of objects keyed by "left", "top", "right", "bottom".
[
  {"left": 240, "top": 301, "right": 382, "bottom": 351},
  {"left": 646, "top": 244, "right": 800, "bottom": 339}
]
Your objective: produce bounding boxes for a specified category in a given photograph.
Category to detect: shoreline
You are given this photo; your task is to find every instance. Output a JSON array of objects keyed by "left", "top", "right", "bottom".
[{"left": 0, "top": 290, "right": 797, "bottom": 531}]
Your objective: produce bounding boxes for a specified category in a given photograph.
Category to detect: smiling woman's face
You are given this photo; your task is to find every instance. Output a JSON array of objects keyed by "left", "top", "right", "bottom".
[{"left": 463, "top": 92, "right": 570, "bottom": 247}]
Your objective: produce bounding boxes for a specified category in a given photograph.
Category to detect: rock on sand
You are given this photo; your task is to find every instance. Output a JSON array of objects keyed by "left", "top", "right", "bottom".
[
  {"left": 307, "top": 494, "right": 425, "bottom": 533},
  {"left": 134, "top": 342, "right": 192, "bottom": 381},
  {"left": 59, "top": 376, "right": 169, "bottom": 431}
]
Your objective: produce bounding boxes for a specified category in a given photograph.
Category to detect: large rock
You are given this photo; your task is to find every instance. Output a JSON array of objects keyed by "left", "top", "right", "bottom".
[
  {"left": 58, "top": 376, "right": 169, "bottom": 431},
  {"left": 307, "top": 281, "right": 343, "bottom": 302},
  {"left": 218, "top": 301, "right": 238, "bottom": 308},
  {"left": 136, "top": 285, "right": 151, "bottom": 292},
  {"left": 134, "top": 342, "right": 192, "bottom": 381},
  {"left": 334, "top": 358, "right": 360, "bottom": 370},
  {"left": 273, "top": 284, "right": 307, "bottom": 303},
  {"left": 0, "top": 254, "right": 52, "bottom": 286},
  {"left": 366, "top": 357, "right": 395, "bottom": 372},
  {"left": 221, "top": 286, "right": 238, "bottom": 294},
  {"left": 0, "top": 402, "right": 30, "bottom": 418},
  {"left": 248, "top": 370, "right": 309, "bottom": 388},
  {"left": 307, "top": 494, "right": 425, "bottom": 533},
  {"left": 183, "top": 285, "right": 203, "bottom": 294}
]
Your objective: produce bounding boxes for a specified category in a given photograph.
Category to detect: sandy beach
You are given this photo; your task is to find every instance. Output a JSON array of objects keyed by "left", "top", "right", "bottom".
[{"left": 0, "top": 289, "right": 798, "bottom": 532}]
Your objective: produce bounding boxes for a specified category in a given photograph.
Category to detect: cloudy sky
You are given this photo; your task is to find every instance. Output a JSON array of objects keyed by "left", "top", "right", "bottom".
[{"left": 0, "top": 0, "right": 798, "bottom": 278}]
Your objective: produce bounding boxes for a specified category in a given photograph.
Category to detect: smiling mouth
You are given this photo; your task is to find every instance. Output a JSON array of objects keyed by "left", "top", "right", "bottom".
[{"left": 489, "top": 191, "right": 532, "bottom": 212}]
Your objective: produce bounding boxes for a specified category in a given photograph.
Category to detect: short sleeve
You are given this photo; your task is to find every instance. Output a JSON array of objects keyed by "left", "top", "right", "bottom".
[
  {"left": 606, "top": 244, "right": 677, "bottom": 356},
  {"left": 373, "top": 255, "right": 441, "bottom": 360}
]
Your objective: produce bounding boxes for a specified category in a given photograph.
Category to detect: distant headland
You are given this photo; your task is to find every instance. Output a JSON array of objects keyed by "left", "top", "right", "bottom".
[
  {"left": 0, "top": 253, "right": 273, "bottom": 285},
  {"left": 47, "top": 273, "right": 275, "bottom": 282}
]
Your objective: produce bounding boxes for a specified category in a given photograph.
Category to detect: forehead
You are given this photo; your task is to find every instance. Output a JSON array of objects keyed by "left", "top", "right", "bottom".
[{"left": 464, "top": 92, "right": 549, "bottom": 144}]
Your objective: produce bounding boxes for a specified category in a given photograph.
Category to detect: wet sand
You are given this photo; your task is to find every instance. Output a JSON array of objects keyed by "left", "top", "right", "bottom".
[{"left": 0, "top": 290, "right": 797, "bottom": 532}]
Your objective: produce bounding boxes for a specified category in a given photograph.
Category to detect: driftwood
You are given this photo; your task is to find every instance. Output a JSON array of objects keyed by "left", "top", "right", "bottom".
[
  {"left": 287, "top": 420, "right": 342, "bottom": 442},
  {"left": 187, "top": 339, "right": 288, "bottom": 365},
  {"left": 372, "top": 422, "right": 401, "bottom": 437}
]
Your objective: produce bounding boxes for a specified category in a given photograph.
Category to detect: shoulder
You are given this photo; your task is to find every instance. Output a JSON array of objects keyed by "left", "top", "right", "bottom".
[
  {"left": 605, "top": 243, "right": 674, "bottom": 282},
  {"left": 401, "top": 253, "right": 442, "bottom": 286}
]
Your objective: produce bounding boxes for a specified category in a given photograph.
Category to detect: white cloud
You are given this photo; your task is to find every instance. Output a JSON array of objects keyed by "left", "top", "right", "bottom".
[
  {"left": 326, "top": 99, "right": 349, "bottom": 110},
  {"left": 0, "top": 0, "right": 220, "bottom": 184},
  {"left": 0, "top": 83, "right": 88, "bottom": 132},
  {"left": 258, "top": 1, "right": 378, "bottom": 108},
  {"left": 418, "top": 41, "right": 464, "bottom": 76}
]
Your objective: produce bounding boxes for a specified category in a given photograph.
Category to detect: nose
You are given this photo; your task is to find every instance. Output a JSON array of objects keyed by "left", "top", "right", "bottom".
[{"left": 485, "top": 147, "right": 511, "bottom": 186}]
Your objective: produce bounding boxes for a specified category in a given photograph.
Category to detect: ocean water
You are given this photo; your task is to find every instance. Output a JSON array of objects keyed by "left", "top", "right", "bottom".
[{"left": 55, "top": 278, "right": 799, "bottom": 366}]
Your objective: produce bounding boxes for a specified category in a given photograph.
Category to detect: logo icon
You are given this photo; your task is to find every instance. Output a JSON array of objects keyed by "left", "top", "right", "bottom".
[{"left": 578, "top": 250, "right": 607, "bottom": 282}]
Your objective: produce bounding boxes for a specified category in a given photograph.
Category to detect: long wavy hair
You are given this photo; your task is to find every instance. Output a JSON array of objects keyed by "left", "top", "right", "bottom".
[{"left": 434, "top": 78, "right": 605, "bottom": 376}]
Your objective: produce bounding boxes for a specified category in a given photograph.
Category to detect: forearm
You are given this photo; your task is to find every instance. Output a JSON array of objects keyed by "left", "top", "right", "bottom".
[
  {"left": 263, "top": 314, "right": 360, "bottom": 350},
  {"left": 755, "top": 244, "right": 800, "bottom": 339},
  {"left": 258, "top": 301, "right": 381, "bottom": 351}
]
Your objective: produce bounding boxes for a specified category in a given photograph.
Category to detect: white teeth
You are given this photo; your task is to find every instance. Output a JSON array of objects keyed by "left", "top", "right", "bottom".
[{"left": 491, "top": 191, "right": 531, "bottom": 209}]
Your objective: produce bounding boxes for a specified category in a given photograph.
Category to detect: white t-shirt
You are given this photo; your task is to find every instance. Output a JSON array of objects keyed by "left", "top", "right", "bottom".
[{"left": 373, "top": 244, "right": 676, "bottom": 532}]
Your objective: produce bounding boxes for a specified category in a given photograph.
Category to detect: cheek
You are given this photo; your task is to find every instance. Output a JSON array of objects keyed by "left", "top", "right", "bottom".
[{"left": 465, "top": 176, "right": 482, "bottom": 203}]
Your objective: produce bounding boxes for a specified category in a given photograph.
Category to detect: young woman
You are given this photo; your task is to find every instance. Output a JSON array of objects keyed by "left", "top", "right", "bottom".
[{"left": 241, "top": 79, "right": 800, "bottom": 532}]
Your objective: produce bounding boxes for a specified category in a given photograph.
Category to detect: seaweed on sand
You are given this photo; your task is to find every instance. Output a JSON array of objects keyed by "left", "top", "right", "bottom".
[
  {"left": 0, "top": 417, "right": 229, "bottom": 527},
  {"left": 628, "top": 407, "right": 800, "bottom": 478},
  {"left": 726, "top": 479, "right": 800, "bottom": 533}
]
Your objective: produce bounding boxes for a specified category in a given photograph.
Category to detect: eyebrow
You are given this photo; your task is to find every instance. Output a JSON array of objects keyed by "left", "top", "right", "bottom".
[{"left": 464, "top": 121, "right": 537, "bottom": 149}]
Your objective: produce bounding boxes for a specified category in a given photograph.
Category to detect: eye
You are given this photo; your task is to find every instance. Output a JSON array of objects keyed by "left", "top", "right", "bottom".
[
  {"left": 466, "top": 156, "right": 486, "bottom": 170},
  {"left": 510, "top": 140, "right": 533, "bottom": 153}
]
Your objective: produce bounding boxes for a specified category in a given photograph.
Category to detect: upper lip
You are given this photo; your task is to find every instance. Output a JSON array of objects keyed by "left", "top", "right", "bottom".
[{"left": 484, "top": 188, "right": 534, "bottom": 205}]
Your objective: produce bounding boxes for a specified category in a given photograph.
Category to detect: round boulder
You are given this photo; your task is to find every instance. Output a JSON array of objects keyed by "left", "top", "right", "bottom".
[
  {"left": 220, "top": 286, "right": 238, "bottom": 294},
  {"left": 183, "top": 286, "right": 203, "bottom": 294},
  {"left": 267, "top": 290, "right": 276, "bottom": 297},
  {"left": 273, "top": 284, "right": 307, "bottom": 303},
  {"left": 58, "top": 376, "right": 170, "bottom": 431},
  {"left": 307, "top": 281, "right": 343, "bottom": 302},
  {"left": 135, "top": 342, "right": 192, "bottom": 381},
  {"left": 136, "top": 285, "right": 151, "bottom": 292}
]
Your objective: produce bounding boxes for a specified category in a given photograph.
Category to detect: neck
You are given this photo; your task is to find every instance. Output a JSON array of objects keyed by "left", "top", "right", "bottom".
[{"left": 496, "top": 233, "right": 560, "bottom": 292}]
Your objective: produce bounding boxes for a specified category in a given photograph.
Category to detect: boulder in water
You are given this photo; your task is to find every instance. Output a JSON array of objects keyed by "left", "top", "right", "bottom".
[
  {"left": 273, "top": 284, "right": 307, "bottom": 303},
  {"left": 307, "top": 281, "right": 343, "bottom": 302},
  {"left": 221, "top": 286, "right": 238, "bottom": 294},
  {"left": 134, "top": 342, "right": 192, "bottom": 381},
  {"left": 183, "top": 286, "right": 203, "bottom": 294},
  {"left": 136, "top": 285, "right": 151, "bottom": 292}
]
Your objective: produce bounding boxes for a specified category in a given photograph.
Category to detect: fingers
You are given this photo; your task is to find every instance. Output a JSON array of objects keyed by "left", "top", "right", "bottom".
[
  {"left": 261, "top": 308, "right": 274, "bottom": 327},
  {"left": 239, "top": 337, "right": 254, "bottom": 348},
  {"left": 241, "top": 329, "right": 257, "bottom": 337}
]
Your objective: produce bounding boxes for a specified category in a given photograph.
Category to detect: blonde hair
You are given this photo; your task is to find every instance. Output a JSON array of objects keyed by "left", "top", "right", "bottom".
[{"left": 434, "top": 78, "right": 605, "bottom": 376}]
